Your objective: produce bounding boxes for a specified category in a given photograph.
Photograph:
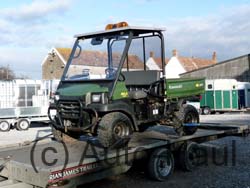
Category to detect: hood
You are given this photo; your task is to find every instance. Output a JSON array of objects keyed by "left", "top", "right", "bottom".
[{"left": 57, "top": 83, "right": 109, "bottom": 97}]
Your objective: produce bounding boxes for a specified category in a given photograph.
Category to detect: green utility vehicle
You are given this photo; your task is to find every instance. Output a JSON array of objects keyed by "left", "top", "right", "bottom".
[{"left": 48, "top": 22, "right": 205, "bottom": 147}]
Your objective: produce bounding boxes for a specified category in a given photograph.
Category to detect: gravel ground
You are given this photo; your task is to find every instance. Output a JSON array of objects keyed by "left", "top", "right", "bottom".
[{"left": 80, "top": 113, "right": 250, "bottom": 188}]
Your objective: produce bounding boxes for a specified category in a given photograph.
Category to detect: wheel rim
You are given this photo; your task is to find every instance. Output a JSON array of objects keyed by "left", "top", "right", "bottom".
[
  {"left": 204, "top": 109, "right": 208, "bottom": 114},
  {"left": 0, "top": 122, "right": 9, "bottom": 131},
  {"left": 157, "top": 153, "right": 172, "bottom": 176},
  {"left": 113, "top": 122, "right": 130, "bottom": 138},
  {"left": 19, "top": 120, "right": 29, "bottom": 130}
]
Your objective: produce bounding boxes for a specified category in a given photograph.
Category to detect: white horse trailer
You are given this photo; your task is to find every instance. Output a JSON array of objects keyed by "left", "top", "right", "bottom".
[{"left": 0, "top": 80, "right": 58, "bottom": 132}]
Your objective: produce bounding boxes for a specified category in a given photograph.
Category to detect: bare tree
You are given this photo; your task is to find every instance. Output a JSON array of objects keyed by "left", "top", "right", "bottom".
[{"left": 0, "top": 65, "right": 16, "bottom": 80}]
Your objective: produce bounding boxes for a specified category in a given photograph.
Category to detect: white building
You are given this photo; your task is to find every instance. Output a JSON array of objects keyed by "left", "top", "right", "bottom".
[{"left": 146, "top": 49, "right": 217, "bottom": 78}]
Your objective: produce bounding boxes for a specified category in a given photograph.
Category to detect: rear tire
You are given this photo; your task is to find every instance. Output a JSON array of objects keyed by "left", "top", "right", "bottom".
[
  {"left": 16, "top": 119, "right": 30, "bottom": 131},
  {"left": 175, "top": 104, "right": 199, "bottom": 136},
  {"left": 0, "top": 121, "right": 10, "bottom": 132},
  {"left": 147, "top": 148, "right": 174, "bottom": 181},
  {"left": 97, "top": 112, "right": 133, "bottom": 148}
]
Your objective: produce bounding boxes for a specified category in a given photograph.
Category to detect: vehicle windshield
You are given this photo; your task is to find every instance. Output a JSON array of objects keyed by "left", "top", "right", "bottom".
[{"left": 63, "top": 35, "right": 128, "bottom": 81}]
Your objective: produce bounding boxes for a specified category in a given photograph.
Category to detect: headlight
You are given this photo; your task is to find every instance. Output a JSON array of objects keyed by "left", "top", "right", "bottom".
[{"left": 92, "top": 94, "right": 101, "bottom": 103}]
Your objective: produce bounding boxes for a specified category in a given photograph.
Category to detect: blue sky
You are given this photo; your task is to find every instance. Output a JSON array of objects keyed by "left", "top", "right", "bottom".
[{"left": 0, "top": 0, "right": 249, "bottom": 79}]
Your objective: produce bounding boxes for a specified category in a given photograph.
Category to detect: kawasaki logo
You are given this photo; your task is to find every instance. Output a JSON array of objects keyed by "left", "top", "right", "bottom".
[{"left": 169, "top": 84, "right": 183, "bottom": 89}]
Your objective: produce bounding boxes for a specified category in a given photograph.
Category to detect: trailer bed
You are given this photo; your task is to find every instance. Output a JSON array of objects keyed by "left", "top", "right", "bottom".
[{"left": 0, "top": 123, "right": 249, "bottom": 188}]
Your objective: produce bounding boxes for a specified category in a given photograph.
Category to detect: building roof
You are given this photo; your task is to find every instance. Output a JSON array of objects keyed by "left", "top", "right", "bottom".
[
  {"left": 180, "top": 53, "right": 250, "bottom": 75},
  {"left": 168, "top": 49, "right": 216, "bottom": 72},
  {"left": 177, "top": 56, "right": 216, "bottom": 72},
  {"left": 153, "top": 57, "right": 169, "bottom": 68},
  {"left": 55, "top": 48, "right": 144, "bottom": 69}
]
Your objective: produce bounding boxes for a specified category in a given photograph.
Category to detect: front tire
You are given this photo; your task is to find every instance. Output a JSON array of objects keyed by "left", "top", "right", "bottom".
[{"left": 97, "top": 112, "right": 133, "bottom": 148}]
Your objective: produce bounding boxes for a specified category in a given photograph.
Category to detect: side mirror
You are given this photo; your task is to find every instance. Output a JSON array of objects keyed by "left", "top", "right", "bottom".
[{"left": 91, "top": 37, "right": 103, "bottom": 45}]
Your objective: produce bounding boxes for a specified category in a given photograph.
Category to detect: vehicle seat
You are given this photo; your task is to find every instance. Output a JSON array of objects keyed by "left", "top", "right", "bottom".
[
  {"left": 122, "top": 70, "right": 161, "bottom": 89},
  {"left": 122, "top": 70, "right": 161, "bottom": 99}
]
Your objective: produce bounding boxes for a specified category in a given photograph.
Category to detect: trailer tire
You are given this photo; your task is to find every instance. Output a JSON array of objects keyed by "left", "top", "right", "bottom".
[
  {"left": 175, "top": 104, "right": 199, "bottom": 136},
  {"left": 16, "top": 119, "right": 30, "bottom": 131},
  {"left": 0, "top": 121, "right": 10, "bottom": 132},
  {"left": 178, "top": 142, "right": 200, "bottom": 171},
  {"left": 97, "top": 112, "right": 133, "bottom": 148},
  {"left": 147, "top": 148, "right": 174, "bottom": 181},
  {"left": 202, "top": 107, "right": 211, "bottom": 115}
]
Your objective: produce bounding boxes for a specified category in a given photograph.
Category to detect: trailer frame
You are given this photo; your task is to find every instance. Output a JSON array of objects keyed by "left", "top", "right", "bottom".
[{"left": 0, "top": 123, "right": 249, "bottom": 188}]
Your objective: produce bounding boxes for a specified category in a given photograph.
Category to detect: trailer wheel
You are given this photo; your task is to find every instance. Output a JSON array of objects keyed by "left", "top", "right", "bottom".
[
  {"left": 147, "top": 148, "right": 174, "bottom": 181},
  {"left": 97, "top": 112, "right": 133, "bottom": 148},
  {"left": 178, "top": 142, "right": 200, "bottom": 171},
  {"left": 175, "top": 104, "right": 199, "bottom": 136},
  {"left": 202, "top": 107, "right": 211, "bottom": 115},
  {"left": 0, "top": 121, "right": 10, "bottom": 132},
  {"left": 16, "top": 119, "right": 30, "bottom": 131}
]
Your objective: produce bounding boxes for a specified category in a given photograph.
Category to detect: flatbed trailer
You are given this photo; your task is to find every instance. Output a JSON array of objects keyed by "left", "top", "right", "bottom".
[{"left": 0, "top": 123, "right": 249, "bottom": 188}]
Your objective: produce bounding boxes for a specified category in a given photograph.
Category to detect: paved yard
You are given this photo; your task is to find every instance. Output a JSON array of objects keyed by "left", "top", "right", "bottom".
[
  {"left": 0, "top": 123, "right": 51, "bottom": 148},
  {"left": 0, "top": 113, "right": 249, "bottom": 188}
]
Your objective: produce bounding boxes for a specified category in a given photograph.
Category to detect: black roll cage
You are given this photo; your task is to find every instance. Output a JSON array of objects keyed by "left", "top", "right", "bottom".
[{"left": 59, "top": 29, "right": 166, "bottom": 99}]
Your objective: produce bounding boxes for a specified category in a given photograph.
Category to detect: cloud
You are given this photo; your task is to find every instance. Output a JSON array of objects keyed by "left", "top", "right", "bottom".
[
  {"left": 165, "top": 4, "right": 250, "bottom": 61},
  {"left": 0, "top": 0, "right": 74, "bottom": 79},
  {"left": 108, "top": 4, "right": 250, "bottom": 61},
  {"left": 0, "top": 0, "right": 74, "bottom": 47},
  {"left": 0, "top": 47, "right": 44, "bottom": 79},
  {"left": 1, "top": 0, "right": 71, "bottom": 23}
]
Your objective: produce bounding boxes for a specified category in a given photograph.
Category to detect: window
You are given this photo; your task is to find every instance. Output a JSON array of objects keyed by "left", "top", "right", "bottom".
[{"left": 207, "top": 84, "right": 213, "bottom": 89}]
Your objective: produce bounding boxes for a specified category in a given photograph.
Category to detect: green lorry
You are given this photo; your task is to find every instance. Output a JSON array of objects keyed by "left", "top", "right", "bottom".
[{"left": 48, "top": 22, "right": 205, "bottom": 147}]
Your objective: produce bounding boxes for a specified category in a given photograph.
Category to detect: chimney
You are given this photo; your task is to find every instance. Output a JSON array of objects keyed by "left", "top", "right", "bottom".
[
  {"left": 212, "top": 51, "right": 217, "bottom": 63},
  {"left": 150, "top": 51, "right": 154, "bottom": 58},
  {"left": 172, "top": 49, "right": 178, "bottom": 57}
]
